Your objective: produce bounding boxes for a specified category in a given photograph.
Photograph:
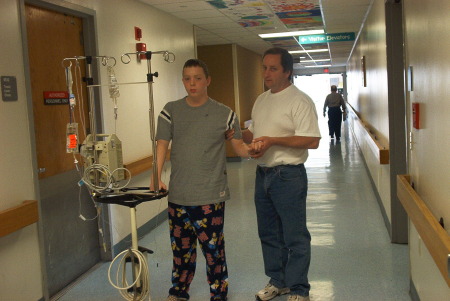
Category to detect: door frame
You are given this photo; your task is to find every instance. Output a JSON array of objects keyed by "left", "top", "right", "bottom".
[
  {"left": 385, "top": 0, "right": 408, "bottom": 243},
  {"left": 19, "top": 0, "right": 111, "bottom": 299}
]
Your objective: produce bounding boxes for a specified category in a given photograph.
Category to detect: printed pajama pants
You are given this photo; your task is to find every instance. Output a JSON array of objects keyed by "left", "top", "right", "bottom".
[{"left": 168, "top": 201, "right": 228, "bottom": 301}]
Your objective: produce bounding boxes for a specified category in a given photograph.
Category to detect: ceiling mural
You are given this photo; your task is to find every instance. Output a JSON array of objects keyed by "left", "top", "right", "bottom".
[
  {"left": 205, "top": 0, "right": 327, "bottom": 64},
  {"left": 207, "top": 0, "right": 323, "bottom": 30},
  {"left": 267, "top": 0, "right": 322, "bottom": 29}
]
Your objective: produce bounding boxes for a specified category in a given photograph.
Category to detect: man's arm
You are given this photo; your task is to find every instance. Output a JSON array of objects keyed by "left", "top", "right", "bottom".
[
  {"left": 340, "top": 94, "right": 347, "bottom": 111},
  {"left": 150, "top": 139, "right": 170, "bottom": 190},
  {"left": 323, "top": 97, "right": 328, "bottom": 116},
  {"left": 251, "top": 135, "right": 320, "bottom": 158}
]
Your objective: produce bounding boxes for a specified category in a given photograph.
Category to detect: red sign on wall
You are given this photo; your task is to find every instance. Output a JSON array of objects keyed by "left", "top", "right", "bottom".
[{"left": 43, "top": 91, "right": 69, "bottom": 105}]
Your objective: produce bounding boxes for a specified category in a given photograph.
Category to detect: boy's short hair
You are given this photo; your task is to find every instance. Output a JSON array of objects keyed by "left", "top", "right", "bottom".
[{"left": 183, "top": 59, "right": 210, "bottom": 78}]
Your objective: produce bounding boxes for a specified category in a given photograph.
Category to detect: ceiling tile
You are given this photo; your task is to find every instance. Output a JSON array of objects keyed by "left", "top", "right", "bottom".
[
  {"left": 171, "top": 9, "right": 222, "bottom": 19},
  {"left": 153, "top": 1, "right": 215, "bottom": 12}
]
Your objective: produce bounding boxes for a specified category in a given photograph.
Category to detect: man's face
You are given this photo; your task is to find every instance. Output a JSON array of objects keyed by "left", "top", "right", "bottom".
[
  {"left": 182, "top": 66, "right": 210, "bottom": 98},
  {"left": 262, "top": 54, "right": 291, "bottom": 93}
]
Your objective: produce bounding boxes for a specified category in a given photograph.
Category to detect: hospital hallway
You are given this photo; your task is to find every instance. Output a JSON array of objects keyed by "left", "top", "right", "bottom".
[{"left": 56, "top": 119, "right": 411, "bottom": 301}]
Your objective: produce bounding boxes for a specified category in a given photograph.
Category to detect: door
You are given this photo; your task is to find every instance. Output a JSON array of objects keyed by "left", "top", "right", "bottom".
[{"left": 25, "top": 4, "right": 101, "bottom": 297}]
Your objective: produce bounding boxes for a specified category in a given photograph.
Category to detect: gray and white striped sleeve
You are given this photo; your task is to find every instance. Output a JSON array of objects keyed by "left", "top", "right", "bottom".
[
  {"left": 156, "top": 106, "right": 172, "bottom": 141},
  {"left": 226, "top": 109, "right": 242, "bottom": 139}
]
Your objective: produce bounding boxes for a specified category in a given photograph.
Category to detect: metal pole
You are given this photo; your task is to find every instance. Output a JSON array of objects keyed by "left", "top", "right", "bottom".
[{"left": 146, "top": 55, "right": 159, "bottom": 194}]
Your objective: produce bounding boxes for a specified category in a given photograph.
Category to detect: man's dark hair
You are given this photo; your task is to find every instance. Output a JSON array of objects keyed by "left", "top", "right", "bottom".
[
  {"left": 183, "top": 59, "right": 210, "bottom": 78},
  {"left": 263, "top": 47, "right": 294, "bottom": 80},
  {"left": 331, "top": 85, "right": 338, "bottom": 92}
]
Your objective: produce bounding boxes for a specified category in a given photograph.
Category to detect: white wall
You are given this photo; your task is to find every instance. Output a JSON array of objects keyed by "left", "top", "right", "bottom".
[
  {"left": 347, "top": 0, "right": 391, "bottom": 224},
  {"left": 403, "top": 0, "right": 450, "bottom": 299},
  {"left": 0, "top": 0, "right": 195, "bottom": 299},
  {"left": 91, "top": 0, "right": 195, "bottom": 246},
  {"left": 348, "top": 0, "right": 450, "bottom": 298},
  {"left": 0, "top": 0, "right": 43, "bottom": 299},
  {"left": 347, "top": 0, "right": 389, "bottom": 146}
]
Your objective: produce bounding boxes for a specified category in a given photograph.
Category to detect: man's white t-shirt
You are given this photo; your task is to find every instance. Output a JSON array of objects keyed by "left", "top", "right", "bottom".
[{"left": 248, "top": 84, "right": 321, "bottom": 167}]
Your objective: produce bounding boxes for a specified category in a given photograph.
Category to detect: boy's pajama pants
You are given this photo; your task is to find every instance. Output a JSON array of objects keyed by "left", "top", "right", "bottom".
[{"left": 168, "top": 201, "right": 228, "bottom": 301}]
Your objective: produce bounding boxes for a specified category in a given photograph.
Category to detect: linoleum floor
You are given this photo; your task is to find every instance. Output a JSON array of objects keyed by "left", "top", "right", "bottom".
[{"left": 57, "top": 121, "right": 410, "bottom": 301}]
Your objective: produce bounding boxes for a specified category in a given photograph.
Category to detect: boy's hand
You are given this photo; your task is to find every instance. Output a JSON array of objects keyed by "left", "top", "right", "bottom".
[{"left": 225, "top": 129, "right": 235, "bottom": 140}]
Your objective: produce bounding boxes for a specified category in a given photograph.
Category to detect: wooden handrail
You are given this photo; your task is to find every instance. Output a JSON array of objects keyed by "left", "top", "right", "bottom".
[
  {"left": 0, "top": 200, "right": 39, "bottom": 238},
  {"left": 347, "top": 105, "right": 389, "bottom": 164},
  {"left": 124, "top": 152, "right": 170, "bottom": 178},
  {"left": 124, "top": 156, "right": 153, "bottom": 178},
  {"left": 397, "top": 175, "right": 450, "bottom": 287}
]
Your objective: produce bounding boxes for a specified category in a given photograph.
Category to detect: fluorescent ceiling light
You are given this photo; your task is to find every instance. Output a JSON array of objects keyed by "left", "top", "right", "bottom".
[
  {"left": 289, "top": 49, "right": 328, "bottom": 54},
  {"left": 301, "top": 59, "right": 331, "bottom": 63},
  {"left": 305, "top": 64, "right": 332, "bottom": 68},
  {"left": 259, "top": 30, "right": 324, "bottom": 39}
]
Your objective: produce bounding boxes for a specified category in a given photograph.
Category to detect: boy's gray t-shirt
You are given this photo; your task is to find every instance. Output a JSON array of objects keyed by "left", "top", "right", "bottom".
[{"left": 156, "top": 97, "right": 242, "bottom": 206}]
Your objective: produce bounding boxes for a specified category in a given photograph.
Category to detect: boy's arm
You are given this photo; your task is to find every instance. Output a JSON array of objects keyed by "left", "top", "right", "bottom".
[
  {"left": 230, "top": 138, "right": 251, "bottom": 158},
  {"left": 150, "top": 139, "right": 170, "bottom": 190}
]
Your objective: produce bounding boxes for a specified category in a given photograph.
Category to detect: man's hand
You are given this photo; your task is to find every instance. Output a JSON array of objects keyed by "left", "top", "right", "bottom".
[
  {"left": 225, "top": 129, "right": 234, "bottom": 140},
  {"left": 247, "top": 140, "right": 263, "bottom": 157},
  {"left": 249, "top": 137, "right": 271, "bottom": 158}
]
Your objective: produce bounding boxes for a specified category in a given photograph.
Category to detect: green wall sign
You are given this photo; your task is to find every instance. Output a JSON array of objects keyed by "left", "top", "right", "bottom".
[{"left": 296, "top": 32, "right": 355, "bottom": 44}]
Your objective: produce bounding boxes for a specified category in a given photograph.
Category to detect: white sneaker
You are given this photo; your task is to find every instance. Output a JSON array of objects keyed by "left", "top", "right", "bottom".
[
  {"left": 287, "top": 295, "right": 310, "bottom": 301},
  {"left": 255, "top": 283, "right": 290, "bottom": 301}
]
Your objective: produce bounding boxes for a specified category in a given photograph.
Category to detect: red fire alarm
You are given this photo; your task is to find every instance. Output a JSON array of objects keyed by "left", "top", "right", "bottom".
[
  {"left": 134, "top": 26, "right": 142, "bottom": 41},
  {"left": 412, "top": 102, "right": 420, "bottom": 129}
]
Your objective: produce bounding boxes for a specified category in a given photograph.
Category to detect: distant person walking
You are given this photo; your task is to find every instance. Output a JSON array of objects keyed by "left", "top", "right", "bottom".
[{"left": 323, "top": 85, "right": 347, "bottom": 141}]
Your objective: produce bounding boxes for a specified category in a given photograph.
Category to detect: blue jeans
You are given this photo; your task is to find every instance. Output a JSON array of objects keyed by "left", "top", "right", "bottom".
[{"left": 255, "top": 164, "right": 311, "bottom": 297}]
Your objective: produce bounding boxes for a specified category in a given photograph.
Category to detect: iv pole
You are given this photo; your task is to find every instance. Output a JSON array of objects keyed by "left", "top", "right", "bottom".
[
  {"left": 103, "top": 50, "right": 174, "bottom": 301},
  {"left": 62, "top": 51, "right": 175, "bottom": 301},
  {"left": 121, "top": 50, "right": 175, "bottom": 194}
]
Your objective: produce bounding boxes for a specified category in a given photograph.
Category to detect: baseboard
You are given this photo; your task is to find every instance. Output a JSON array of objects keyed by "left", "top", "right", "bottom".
[
  {"left": 349, "top": 123, "right": 392, "bottom": 238},
  {"left": 410, "top": 278, "right": 420, "bottom": 301},
  {"left": 227, "top": 156, "right": 242, "bottom": 162}
]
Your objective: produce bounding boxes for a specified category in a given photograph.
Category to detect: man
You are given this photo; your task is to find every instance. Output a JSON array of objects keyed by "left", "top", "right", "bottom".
[
  {"left": 323, "top": 85, "right": 347, "bottom": 141},
  {"left": 152, "top": 59, "right": 253, "bottom": 301},
  {"left": 242, "top": 48, "right": 321, "bottom": 301}
]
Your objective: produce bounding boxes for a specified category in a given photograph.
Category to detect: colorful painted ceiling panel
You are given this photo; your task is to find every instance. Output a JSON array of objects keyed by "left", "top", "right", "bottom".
[
  {"left": 276, "top": 9, "right": 322, "bottom": 29},
  {"left": 264, "top": 37, "right": 301, "bottom": 50},
  {"left": 266, "top": 0, "right": 319, "bottom": 12},
  {"left": 207, "top": 0, "right": 323, "bottom": 29}
]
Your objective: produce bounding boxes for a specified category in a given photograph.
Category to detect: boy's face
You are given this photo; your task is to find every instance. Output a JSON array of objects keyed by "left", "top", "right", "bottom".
[
  {"left": 182, "top": 66, "right": 210, "bottom": 99},
  {"left": 262, "top": 54, "right": 291, "bottom": 93}
]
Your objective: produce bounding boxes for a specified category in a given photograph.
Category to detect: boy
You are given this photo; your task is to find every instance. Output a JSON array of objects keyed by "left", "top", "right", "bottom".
[{"left": 152, "top": 59, "right": 253, "bottom": 301}]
